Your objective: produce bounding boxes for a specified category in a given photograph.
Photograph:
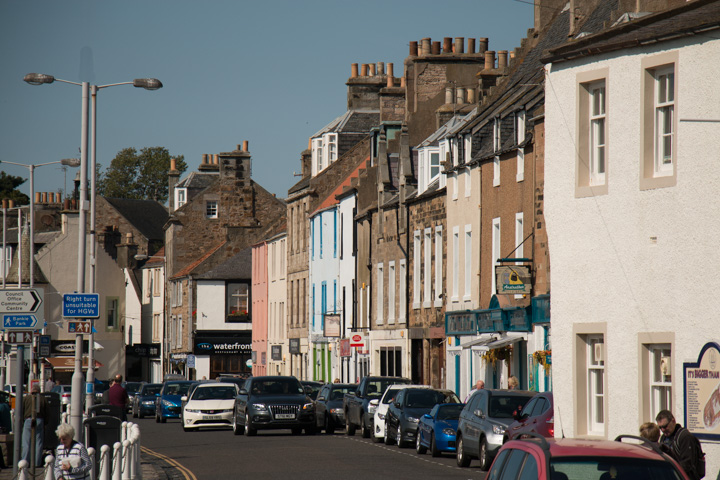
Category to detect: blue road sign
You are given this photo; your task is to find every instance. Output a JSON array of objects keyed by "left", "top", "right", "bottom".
[
  {"left": 3, "top": 314, "right": 40, "bottom": 330},
  {"left": 62, "top": 293, "right": 100, "bottom": 318}
]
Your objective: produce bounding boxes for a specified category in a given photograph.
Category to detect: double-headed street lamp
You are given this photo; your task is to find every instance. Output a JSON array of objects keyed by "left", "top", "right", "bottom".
[{"left": 24, "top": 73, "right": 162, "bottom": 438}]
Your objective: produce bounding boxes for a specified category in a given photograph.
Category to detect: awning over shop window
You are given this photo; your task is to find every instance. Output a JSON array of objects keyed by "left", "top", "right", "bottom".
[
  {"left": 44, "top": 357, "right": 103, "bottom": 371},
  {"left": 485, "top": 333, "right": 527, "bottom": 350},
  {"left": 460, "top": 334, "right": 497, "bottom": 350}
]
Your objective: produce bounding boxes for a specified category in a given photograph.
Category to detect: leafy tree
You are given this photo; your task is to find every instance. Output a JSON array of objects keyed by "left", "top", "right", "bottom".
[
  {"left": 98, "top": 147, "right": 187, "bottom": 202},
  {"left": 0, "top": 171, "right": 29, "bottom": 205}
]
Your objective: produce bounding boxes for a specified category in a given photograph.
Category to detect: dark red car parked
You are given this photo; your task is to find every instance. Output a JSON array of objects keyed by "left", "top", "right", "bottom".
[{"left": 503, "top": 392, "right": 553, "bottom": 443}]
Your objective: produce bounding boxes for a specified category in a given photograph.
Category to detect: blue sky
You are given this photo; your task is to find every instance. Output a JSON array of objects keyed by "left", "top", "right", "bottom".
[{"left": 0, "top": 0, "right": 533, "bottom": 200}]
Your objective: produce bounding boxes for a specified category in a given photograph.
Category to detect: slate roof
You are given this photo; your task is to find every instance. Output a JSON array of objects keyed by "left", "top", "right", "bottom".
[
  {"left": 170, "top": 241, "right": 226, "bottom": 280},
  {"left": 311, "top": 110, "right": 380, "bottom": 137},
  {"left": 103, "top": 197, "right": 169, "bottom": 241},
  {"left": 176, "top": 171, "right": 218, "bottom": 190},
  {"left": 288, "top": 176, "right": 310, "bottom": 196},
  {"left": 543, "top": 0, "right": 720, "bottom": 63},
  {"left": 311, "top": 157, "right": 369, "bottom": 216},
  {"left": 196, "top": 246, "right": 252, "bottom": 280}
]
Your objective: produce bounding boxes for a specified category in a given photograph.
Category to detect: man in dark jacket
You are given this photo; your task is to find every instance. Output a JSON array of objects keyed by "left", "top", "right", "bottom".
[
  {"left": 108, "top": 374, "right": 129, "bottom": 421},
  {"left": 656, "top": 409, "right": 702, "bottom": 480}
]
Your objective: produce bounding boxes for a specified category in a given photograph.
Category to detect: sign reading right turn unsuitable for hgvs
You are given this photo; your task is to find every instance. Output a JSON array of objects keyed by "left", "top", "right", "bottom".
[{"left": 62, "top": 293, "right": 100, "bottom": 318}]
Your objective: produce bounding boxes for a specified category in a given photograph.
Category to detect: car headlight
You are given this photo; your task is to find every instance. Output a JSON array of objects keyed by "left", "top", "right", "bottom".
[
  {"left": 302, "top": 403, "right": 314, "bottom": 411},
  {"left": 252, "top": 403, "right": 267, "bottom": 412},
  {"left": 443, "top": 428, "right": 456, "bottom": 436},
  {"left": 162, "top": 399, "right": 175, "bottom": 407},
  {"left": 186, "top": 408, "right": 201, "bottom": 413},
  {"left": 377, "top": 413, "right": 385, "bottom": 420},
  {"left": 142, "top": 401, "right": 154, "bottom": 406},
  {"left": 368, "top": 405, "right": 377, "bottom": 414},
  {"left": 407, "top": 416, "right": 419, "bottom": 423},
  {"left": 330, "top": 408, "right": 343, "bottom": 415},
  {"left": 492, "top": 424, "right": 505, "bottom": 435}
]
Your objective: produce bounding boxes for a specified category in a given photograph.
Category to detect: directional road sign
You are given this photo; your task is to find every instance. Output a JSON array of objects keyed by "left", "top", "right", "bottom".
[
  {"left": 7, "top": 330, "right": 33, "bottom": 344},
  {"left": 63, "top": 293, "right": 100, "bottom": 318},
  {"left": 3, "top": 314, "right": 40, "bottom": 330},
  {"left": 68, "top": 321, "right": 92, "bottom": 334}
]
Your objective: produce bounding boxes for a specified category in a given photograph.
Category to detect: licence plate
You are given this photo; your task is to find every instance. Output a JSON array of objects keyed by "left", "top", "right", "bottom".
[
  {"left": 275, "top": 413, "right": 295, "bottom": 419},
  {"left": 202, "top": 415, "right": 221, "bottom": 420}
]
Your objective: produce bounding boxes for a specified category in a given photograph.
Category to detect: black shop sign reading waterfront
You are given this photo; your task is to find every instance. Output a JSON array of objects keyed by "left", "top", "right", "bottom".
[{"left": 193, "top": 331, "right": 252, "bottom": 355}]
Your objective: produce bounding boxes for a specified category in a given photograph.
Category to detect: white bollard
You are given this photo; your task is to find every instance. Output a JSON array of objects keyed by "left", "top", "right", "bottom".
[
  {"left": 112, "top": 441, "right": 122, "bottom": 480},
  {"left": 99, "top": 444, "right": 111, "bottom": 480},
  {"left": 87, "top": 447, "right": 96, "bottom": 480},
  {"left": 131, "top": 424, "right": 141, "bottom": 480},
  {"left": 17, "top": 459, "right": 29, "bottom": 480},
  {"left": 43, "top": 454, "right": 55, "bottom": 480},
  {"left": 121, "top": 439, "right": 131, "bottom": 480}
]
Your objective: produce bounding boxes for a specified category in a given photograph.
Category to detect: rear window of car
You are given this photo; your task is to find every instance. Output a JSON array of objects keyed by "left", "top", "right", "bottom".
[
  {"left": 550, "top": 457, "right": 684, "bottom": 480},
  {"left": 489, "top": 394, "right": 533, "bottom": 418},
  {"left": 437, "top": 404, "right": 464, "bottom": 420},
  {"left": 142, "top": 385, "right": 161, "bottom": 395}
]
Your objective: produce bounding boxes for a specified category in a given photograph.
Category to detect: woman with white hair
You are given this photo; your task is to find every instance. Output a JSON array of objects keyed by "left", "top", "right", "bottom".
[{"left": 53, "top": 423, "right": 91, "bottom": 479}]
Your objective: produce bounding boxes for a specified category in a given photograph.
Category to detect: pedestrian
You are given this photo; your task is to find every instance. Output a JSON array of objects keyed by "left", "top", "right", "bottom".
[
  {"left": 53, "top": 423, "right": 91, "bottom": 480},
  {"left": 464, "top": 379, "right": 485, "bottom": 403},
  {"left": 108, "top": 374, "right": 129, "bottom": 421},
  {"left": 44, "top": 376, "right": 55, "bottom": 393},
  {"left": 333, "top": 378, "right": 341, "bottom": 384},
  {"left": 639, "top": 421, "right": 660, "bottom": 442},
  {"left": 508, "top": 376, "right": 519, "bottom": 390},
  {"left": 0, "top": 391, "right": 10, "bottom": 469},
  {"left": 656, "top": 409, "right": 705, "bottom": 480},
  {"left": 21, "top": 384, "right": 48, "bottom": 467}
]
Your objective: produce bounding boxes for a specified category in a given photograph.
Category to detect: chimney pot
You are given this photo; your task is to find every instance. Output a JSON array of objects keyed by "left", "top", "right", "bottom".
[
  {"left": 387, "top": 76, "right": 394, "bottom": 88},
  {"left": 360, "top": 64, "right": 368, "bottom": 76},
  {"left": 351, "top": 63, "right": 359, "bottom": 78},
  {"left": 213, "top": 154, "right": 219, "bottom": 164},
  {"left": 125, "top": 232, "right": 133, "bottom": 243},
  {"left": 369, "top": 63, "right": 376, "bottom": 76},
  {"left": 35, "top": 193, "right": 41, "bottom": 204},
  {"left": 8, "top": 200, "right": 14, "bottom": 208},
  {"left": 63, "top": 198, "right": 70, "bottom": 210},
  {"left": 445, "top": 87, "right": 454, "bottom": 104},
  {"left": 479, "top": 37, "right": 489, "bottom": 54},
  {"left": 431, "top": 41, "right": 441, "bottom": 55},
  {"left": 468, "top": 38, "right": 476, "bottom": 54},
  {"left": 401, "top": 77, "right": 406, "bottom": 88},
  {"left": 376, "top": 62, "right": 384, "bottom": 75},
  {"left": 454, "top": 37, "right": 465, "bottom": 54},
  {"left": 421, "top": 37, "right": 431, "bottom": 55},
  {"left": 202, "top": 154, "right": 209, "bottom": 164},
  {"left": 498, "top": 50, "right": 508, "bottom": 68},
  {"left": 170, "top": 157, "right": 177, "bottom": 171},
  {"left": 50, "top": 192, "right": 56, "bottom": 203},
  {"left": 1, "top": 199, "right": 7, "bottom": 209},
  {"left": 443, "top": 37, "right": 452, "bottom": 53},
  {"left": 41, "top": 192, "right": 48, "bottom": 204},
  {"left": 467, "top": 88, "right": 476, "bottom": 104},
  {"left": 456, "top": 87, "right": 466, "bottom": 104},
  {"left": 484, "top": 50, "right": 496, "bottom": 70},
  {"left": 387, "top": 63, "right": 394, "bottom": 78},
  {"left": 243, "top": 140, "right": 249, "bottom": 152},
  {"left": 409, "top": 41, "right": 418, "bottom": 56}
]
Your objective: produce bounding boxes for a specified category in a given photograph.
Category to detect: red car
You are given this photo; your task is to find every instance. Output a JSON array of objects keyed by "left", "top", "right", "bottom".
[
  {"left": 486, "top": 434, "right": 689, "bottom": 480},
  {"left": 503, "top": 392, "right": 554, "bottom": 443}
]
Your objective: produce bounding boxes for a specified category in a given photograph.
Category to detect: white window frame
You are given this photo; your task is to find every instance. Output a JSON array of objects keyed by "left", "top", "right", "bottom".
[
  {"left": 413, "top": 231, "right": 421, "bottom": 309},
  {"left": 587, "top": 334, "right": 605, "bottom": 435},
  {"left": 452, "top": 226, "right": 459, "bottom": 302},
  {"left": 493, "top": 117, "right": 501, "bottom": 152},
  {"left": 654, "top": 66, "right": 674, "bottom": 177},
  {"left": 451, "top": 137, "right": 459, "bottom": 166},
  {"left": 464, "top": 134, "right": 472, "bottom": 164},
  {"left": 152, "top": 313, "right": 161, "bottom": 342},
  {"left": 423, "top": 228, "right": 432, "bottom": 307},
  {"left": 589, "top": 81, "right": 607, "bottom": 186},
  {"left": 491, "top": 218, "right": 500, "bottom": 295},
  {"left": 464, "top": 225, "right": 472, "bottom": 302},
  {"left": 176, "top": 188, "right": 187, "bottom": 208},
  {"left": 464, "top": 168, "right": 471, "bottom": 198},
  {"left": 313, "top": 138, "right": 324, "bottom": 175},
  {"left": 399, "top": 259, "right": 407, "bottom": 323},
  {"left": 493, "top": 156, "right": 500, "bottom": 187},
  {"left": 649, "top": 344, "right": 672, "bottom": 421},
  {"left": 153, "top": 269, "right": 161, "bottom": 296},
  {"left": 388, "top": 261, "right": 396, "bottom": 324},
  {"left": 376, "top": 263, "right": 384, "bottom": 325},
  {"left": 325, "top": 133, "right": 338, "bottom": 165},
  {"left": 434, "top": 226, "right": 443, "bottom": 307},
  {"left": 452, "top": 173, "right": 459, "bottom": 200},
  {"left": 515, "top": 213, "right": 524, "bottom": 263},
  {"left": 206, "top": 200, "right": 218, "bottom": 219}
]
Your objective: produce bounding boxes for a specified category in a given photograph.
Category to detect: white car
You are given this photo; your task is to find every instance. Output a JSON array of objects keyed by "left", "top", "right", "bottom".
[
  {"left": 373, "top": 384, "right": 430, "bottom": 443},
  {"left": 181, "top": 382, "right": 238, "bottom": 432}
]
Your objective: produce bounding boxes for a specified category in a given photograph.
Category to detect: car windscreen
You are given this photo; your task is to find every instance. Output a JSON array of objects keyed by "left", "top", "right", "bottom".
[
  {"left": 368, "top": 379, "right": 407, "bottom": 398},
  {"left": 142, "top": 385, "right": 161, "bottom": 396},
  {"left": 329, "top": 387, "right": 352, "bottom": 401},
  {"left": 436, "top": 404, "right": 464, "bottom": 420},
  {"left": 192, "top": 386, "right": 237, "bottom": 400},
  {"left": 251, "top": 379, "right": 303, "bottom": 395},
  {"left": 488, "top": 394, "right": 533, "bottom": 418},
  {"left": 382, "top": 388, "right": 402, "bottom": 404},
  {"left": 405, "top": 390, "right": 445, "bottom": 409},
  {"left": 164, "top": 383, "right": 192, "bottom": 396},
  {"left": 125, "top": 383, "right": 143, "bottom": 394},
  {"left": 550, "top": 457, "right": 684, "bottom": 480}
]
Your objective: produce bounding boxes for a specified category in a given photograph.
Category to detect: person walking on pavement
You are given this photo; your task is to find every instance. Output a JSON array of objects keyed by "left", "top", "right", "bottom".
[
  {"left": 44, "top": 377, "right": 55, "bottom": 393},
  {"left": 656, "top": 409, "right": 703, "bottom": 480},
  {"left": 108, "top": 374, "right": 129, "bottom": 421},
  {"left": 53, "top": 423, "right": 91, "bottom": 480},
  {"left": 21, "top": 384, "right": 48, "bottom": 467}
]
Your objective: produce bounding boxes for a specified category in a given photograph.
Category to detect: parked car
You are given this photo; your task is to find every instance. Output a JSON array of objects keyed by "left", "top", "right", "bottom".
[
  {"left": 456, "top": 389, "right": 535, "bottom": 470},
  {"left": 123, "top": 381, "right": 146, "bottom": 413},
  {"left": 344, "top": 376, "right": 411, "bottom": 438},
  {"left": 503, "top": 392, "right": 554, "bottom": 443},
  {"left": 301, "top": 381, "right": 324, "bottom": 401},
  {"left": 94, "top": 380, "right": 111, "bottom": 404},
  {"left": 155, "top": 380, "right": 194, "bottom": 423},
  {"left": 314, "top": 383, "right": 356, "bottom": 433},
  {"left": 51, "top": 385, "right": 72, "bottom": 412},
  {"left": 232, "top": 376, "right": 315, "bottom": 436},
  {"left": 485, "top": 434, "right": 690, "bottom": 480},
  {"left": 373, "top": 384, "right": 430, "bottom": 443},
  {"left": 181, "top": 382, "right": 238, "bottom": 432},
  {"left": 385, "top": 387, "right": 456, "bottom": 448},
  {"left": 132, "top": 383, "right": 161, "bottom": 419},
  {"left": 416, "top": 403, "right": 465, "bottom": 457}
]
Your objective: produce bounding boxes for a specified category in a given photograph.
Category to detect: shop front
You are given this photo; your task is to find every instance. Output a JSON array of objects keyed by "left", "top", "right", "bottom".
[
  {"left": 193, "top": 331, "right": 252, "bottom": 380},
  {"left": 125, "top": 343, "right": 161, "bottom": 383}
]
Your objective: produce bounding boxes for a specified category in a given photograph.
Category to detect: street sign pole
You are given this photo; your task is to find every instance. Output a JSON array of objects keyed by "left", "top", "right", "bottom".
[{"left": 13, "top": 346, "right": 23, "bottom": 478}]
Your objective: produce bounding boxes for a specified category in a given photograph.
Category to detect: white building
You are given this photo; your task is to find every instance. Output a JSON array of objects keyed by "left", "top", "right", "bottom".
[
  {"left": 544, "top": 1, "right": 720, "bottom": 475},
  {"left": 267, "top": 233, "right": 288, "bottom": 376}
]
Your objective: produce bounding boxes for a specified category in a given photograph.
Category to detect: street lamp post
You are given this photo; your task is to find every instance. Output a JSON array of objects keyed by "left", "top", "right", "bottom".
[{"left": 24, "top": 73, "right": 163, "bottom": 437}]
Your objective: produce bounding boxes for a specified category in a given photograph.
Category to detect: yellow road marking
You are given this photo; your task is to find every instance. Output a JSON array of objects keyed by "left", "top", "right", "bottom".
[{"left": 141, "top": 446, "right": 197, "bottom": 480}]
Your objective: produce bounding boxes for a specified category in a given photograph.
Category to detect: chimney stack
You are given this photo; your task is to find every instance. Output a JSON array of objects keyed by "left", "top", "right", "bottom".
[{"left": 168, "top": 156, "right": 180, "bottom": 214}]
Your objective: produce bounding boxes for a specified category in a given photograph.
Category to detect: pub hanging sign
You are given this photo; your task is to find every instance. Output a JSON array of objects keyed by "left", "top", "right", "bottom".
[{"left": 495, "top": 266, "right": 531, "bottom": 295}]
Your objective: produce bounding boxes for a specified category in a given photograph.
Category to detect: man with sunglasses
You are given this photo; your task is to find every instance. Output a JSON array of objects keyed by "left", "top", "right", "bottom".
[{"left": 656, "top": 409, "right": 704, "bottom": 480}]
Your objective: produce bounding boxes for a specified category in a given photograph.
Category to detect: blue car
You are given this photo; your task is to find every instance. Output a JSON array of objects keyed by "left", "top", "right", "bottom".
[
  {"left": 416, "top": 403, "right": 464, "bottom": 457},
  {"left": 155, "top": 381, "right": 194, "bottom": 423},
  {"left": 132, "top": 383, "right": 161, "bottom": 419}
]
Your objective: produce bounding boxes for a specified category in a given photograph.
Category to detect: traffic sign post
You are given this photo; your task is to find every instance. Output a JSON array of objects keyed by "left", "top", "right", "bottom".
[
  {"left": 0, "top": 289, "right": 44, "bottom": 328},
  {"left": 62, "top": 294, "right": 100, "bottom": 318}
]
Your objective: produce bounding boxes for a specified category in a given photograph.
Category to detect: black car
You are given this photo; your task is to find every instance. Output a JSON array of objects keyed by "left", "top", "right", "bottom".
[
  {"left": 314, "top": 383, "right": 356, "bottom": 433},
  {"left": 385, "top": 388, "right": 456, "bottom": 448},
  {"left": 123, "top": 381, "right": 146, "bottom": 412},
  {"left": 233, "top": 376, "right": 315, "bottom": 436},
  {"left": 132, "top": 383, "right": 161, "bottom": 419}
]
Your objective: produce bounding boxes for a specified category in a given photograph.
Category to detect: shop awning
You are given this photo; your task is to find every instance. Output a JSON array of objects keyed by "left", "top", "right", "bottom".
[
  {"left": 485, "top": 333, "right": 528, "bottom": 350},
  {"left": 44, "top": 357, "right": 103, "bottom": 371}
]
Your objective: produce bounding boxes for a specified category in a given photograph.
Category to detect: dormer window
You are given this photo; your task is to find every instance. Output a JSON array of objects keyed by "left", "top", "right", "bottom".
[
  {"left": 312, "top": 133, "right": 339, "bottom": 176},
  {"left": 176, "top": 188, "right": 187, "bottom": 208}
]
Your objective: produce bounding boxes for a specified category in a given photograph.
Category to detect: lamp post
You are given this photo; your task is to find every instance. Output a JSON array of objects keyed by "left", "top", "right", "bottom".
[{"left": 24, "top": 73, "right": 163, "bottom": 436}]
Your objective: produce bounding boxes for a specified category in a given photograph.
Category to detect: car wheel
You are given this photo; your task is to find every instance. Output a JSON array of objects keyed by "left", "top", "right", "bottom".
[
  {"left": 232, "top": 413, "right": 241, "bottom": 435},
  {"left": 416, "top": 432, "right": 427, "bottom": 454},
  {"left": 155, "top": 409, "right": 160, "bottom": 423},
  {"left": 372, "top": 432, "right": 382, "bottom": 443},
  {"left": 397, "top": 425, "right": 407, "bottom": 448},
  {"left": 244, "top": 413, "right": 257, "bottom": 436},
  {"left": 361, "top": 418, "right": 371, "bottom": 438},
  {"left": 183, "top": 425, "right": 191, "bottom": 432},
  {"left": 430, "top": 434, "right": 441, "bottom": 457},
  {"left": 384, "top": 424, "right": 394, "bottom": 445},
  {"left": 478, "top": 437, "right": 491, "bottom": 471},
  {"left": 456, "top": 435, "right": 471, "bottom": 467},
  {"left": 160, "top": 414, "right": 166, "bottom": 424},
  {"left": 137, "top": 410, "right": 144, "bottom": 420},
  {"left": 345, "top": 418, "right": 356, "bottom": 436},
  {"left": 132, "top": 406, "right": 137, "bottom": 419}
]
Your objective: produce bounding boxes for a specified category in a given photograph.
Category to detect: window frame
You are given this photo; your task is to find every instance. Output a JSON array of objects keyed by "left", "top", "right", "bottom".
[
  {"left": 423, "top": 228, "right": 432, "bottom": 308},
  {"left": 589, "top": 81, "right": 607, "bottom": 186},
  {"left": 575, "top": 69, "right": 609, "bottom": 197},
  {"left": 434, "top": 226, "right": 443, "bottom": 307},
  {"left": 464, "top": 225, "right": 472, "bottom": 302},
  {"left": 413, "top": 231, "right": 421, "bottom": 309},
  {"left": 205, "top": 200, "right": 218, "bottom": 219},
  {"left": 376, "top": 263, "right": 384, "bottom": 325}
]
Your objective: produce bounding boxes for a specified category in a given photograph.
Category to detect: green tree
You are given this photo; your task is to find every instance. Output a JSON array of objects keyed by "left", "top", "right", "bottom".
[
  {"left": 0, "top": 171, "right": 30, "bottom": 205},
  {"left": 98, "top": 147, "right": 187, "bottom": 202}
]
